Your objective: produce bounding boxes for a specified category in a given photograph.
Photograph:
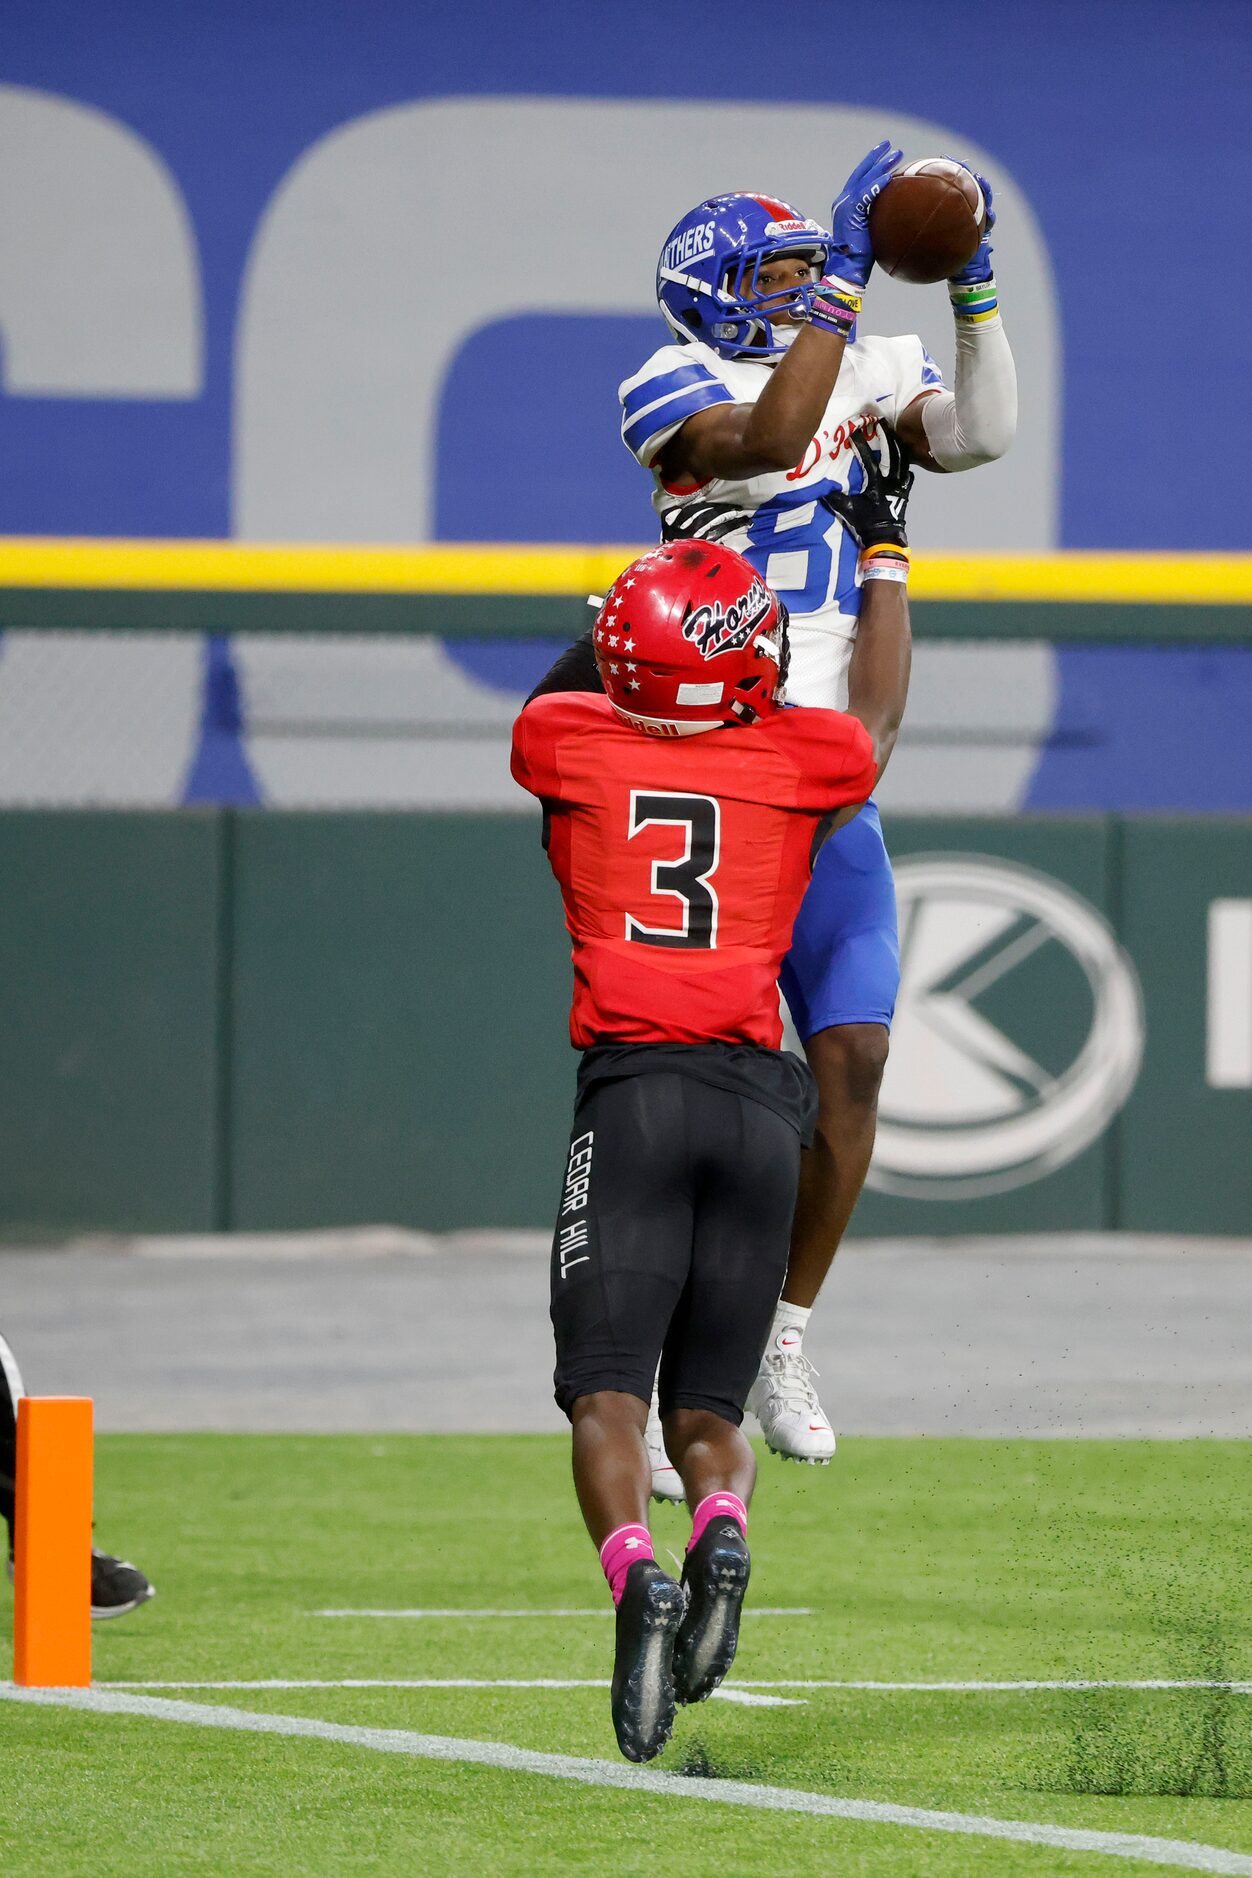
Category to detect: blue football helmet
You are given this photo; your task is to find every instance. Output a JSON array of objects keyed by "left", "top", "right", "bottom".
[{"left": 656, "top": 193, "right": 834, "bottom": 360}]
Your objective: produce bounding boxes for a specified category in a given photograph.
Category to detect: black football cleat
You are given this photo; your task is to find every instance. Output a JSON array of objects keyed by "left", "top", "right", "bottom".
[
  {"left": 7, "top": 1546, "right": 155, "bottom": 1619},
  {"left": 672, "top": 1516, "right": 750, "bottom": 1705},
  {"left": 610, "top": 1559, "right": 684, "bottom": 1762},
  {"left": 91, "top": 1548, "right": 155, "bottom": 1620}
]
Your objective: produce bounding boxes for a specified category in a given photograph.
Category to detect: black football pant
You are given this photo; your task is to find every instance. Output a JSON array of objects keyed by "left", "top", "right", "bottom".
[
  {"left": 0, "top": 1329, "right": 23, "bottom": 1551},
  {"left": 550, "top": 1072, "right": 799, "bottom": 1425}
]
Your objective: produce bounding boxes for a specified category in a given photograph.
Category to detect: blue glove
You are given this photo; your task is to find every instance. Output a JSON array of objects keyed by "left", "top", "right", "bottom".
[
  {"left": 828, "top": 140, "right": 903, "bottom": 289},
  {"left": 946, "top": 164, "right": 996, "bottom": 286}
]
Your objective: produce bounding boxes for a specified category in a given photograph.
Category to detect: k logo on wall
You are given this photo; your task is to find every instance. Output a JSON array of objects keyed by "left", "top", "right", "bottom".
[{"left": 870, "top": 857, "right": 1144, "bottom": 1200}]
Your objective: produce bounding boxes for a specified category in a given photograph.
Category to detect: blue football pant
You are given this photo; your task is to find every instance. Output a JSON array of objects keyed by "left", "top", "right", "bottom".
[{"left": 779, "top": 801, "right": 900, "bottom": 1042}]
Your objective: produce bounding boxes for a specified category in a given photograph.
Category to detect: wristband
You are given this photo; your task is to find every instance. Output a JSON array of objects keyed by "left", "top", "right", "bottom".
[
  {"left": 805, "top": 276, "right": 863, "bottom": 339},
  {"left": 949, "top": 276, "right": 999, "bottom": 326},
  {"left": 860, "top": 543, "right": 910, "bottom": 584}
]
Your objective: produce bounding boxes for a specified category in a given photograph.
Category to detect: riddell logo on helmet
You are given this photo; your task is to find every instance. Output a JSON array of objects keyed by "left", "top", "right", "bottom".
[
  {"left": 614, "top": 709, "right": 683, "bottom": 737},
  {"left": 682, "top": 582, "right": 773, "bottom": 660},
  {"left": 763, "top": 217, "right": 820, "bottom": 238}
]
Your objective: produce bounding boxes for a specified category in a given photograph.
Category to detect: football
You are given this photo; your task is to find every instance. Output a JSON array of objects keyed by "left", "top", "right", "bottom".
[{"left": 868, "top": 158, "right": 986, "bottom": 284}]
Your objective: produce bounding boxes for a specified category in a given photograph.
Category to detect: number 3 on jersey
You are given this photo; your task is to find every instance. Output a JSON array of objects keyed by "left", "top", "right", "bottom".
[{"left": 625, "top": 790, "right": 721, "bottom": 949}]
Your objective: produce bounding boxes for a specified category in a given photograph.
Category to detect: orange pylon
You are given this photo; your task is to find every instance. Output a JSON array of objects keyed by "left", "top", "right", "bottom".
[{"left": 13, "top": 1397, "right": 93, "bottom": 1687}]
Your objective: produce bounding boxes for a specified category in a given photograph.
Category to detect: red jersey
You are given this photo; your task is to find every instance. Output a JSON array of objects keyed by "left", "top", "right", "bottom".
[{"left": 511, "top": 693, "right": 876, "bottom": 1049}]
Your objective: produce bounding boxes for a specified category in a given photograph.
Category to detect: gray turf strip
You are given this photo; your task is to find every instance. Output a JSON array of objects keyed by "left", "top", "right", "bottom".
[
  {"left": 3, "top": 1684, "right": 1250, "bottom": 1874},
  {"left": 5, "top": 1235, "right": 1248, "bottom": 1435}
]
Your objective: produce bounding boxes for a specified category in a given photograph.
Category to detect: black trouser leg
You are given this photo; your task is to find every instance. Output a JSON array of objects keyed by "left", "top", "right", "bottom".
[
  {"left": 659, "top": 1088, "right": 798, "bottom": 1423},
  {"left": 0, "top": 1332, "right": 25, "bottom": 1551}
]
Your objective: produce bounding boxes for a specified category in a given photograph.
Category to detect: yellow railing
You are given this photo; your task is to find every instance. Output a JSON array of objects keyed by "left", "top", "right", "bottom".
[{"left": 1, "top": 539, "right": 1251, "bottom": 604}]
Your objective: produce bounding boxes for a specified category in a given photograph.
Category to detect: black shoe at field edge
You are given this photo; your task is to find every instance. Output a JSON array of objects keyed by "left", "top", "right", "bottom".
[
  {"left": 90, "top": 1549, "right": 155, "bottom": 1619},
  {"left": 610, "top": 1558, "right": 684, "bottom": 1763},
  {"left": 672, "top": 1516, "right": 750, "bottom": 1705},
  {"left": 6, "top": 1546, "right": 155, "bottom": 1619}
]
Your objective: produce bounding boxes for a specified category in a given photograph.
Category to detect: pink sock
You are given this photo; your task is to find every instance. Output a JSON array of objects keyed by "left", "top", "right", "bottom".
[
  {"left": 689, "top": 1492, "right": 748, "bottom": 1552},
  {"left": 599, "top": 1523, "right": 654, "bottom": 1606}
]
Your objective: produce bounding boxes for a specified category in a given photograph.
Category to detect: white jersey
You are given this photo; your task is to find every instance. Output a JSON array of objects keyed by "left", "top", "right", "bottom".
[{"left": 618, "top": 334, "right": 944, "bottom": 708}]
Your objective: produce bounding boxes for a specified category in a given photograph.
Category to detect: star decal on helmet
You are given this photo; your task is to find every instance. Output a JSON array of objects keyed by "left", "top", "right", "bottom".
[{"left": 592, "top": 539, "right": 783, "bottom": 733}]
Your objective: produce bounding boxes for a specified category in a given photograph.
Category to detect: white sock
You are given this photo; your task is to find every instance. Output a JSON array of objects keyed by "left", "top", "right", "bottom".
[{"left": 768, "top": 1300, "right": 811, "bottom": 1355}]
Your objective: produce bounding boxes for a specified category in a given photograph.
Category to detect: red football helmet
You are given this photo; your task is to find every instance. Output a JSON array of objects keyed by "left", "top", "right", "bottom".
[{"left": 592, "top": 542, "right": 788, "bottom": 736}]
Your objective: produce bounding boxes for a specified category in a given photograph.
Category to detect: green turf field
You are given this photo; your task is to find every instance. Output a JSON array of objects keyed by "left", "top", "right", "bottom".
[{"left": 2, "top": 1435, "right": 1250, "bottom": 1876}]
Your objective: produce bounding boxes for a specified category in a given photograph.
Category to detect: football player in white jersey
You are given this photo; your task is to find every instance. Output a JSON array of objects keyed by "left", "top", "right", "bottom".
[{"left": 619, "top": 143, "right": 1017, "bottom": 1480}]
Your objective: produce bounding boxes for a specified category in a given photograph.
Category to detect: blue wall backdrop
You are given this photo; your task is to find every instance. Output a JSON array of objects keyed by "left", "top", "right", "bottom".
[{"left": 1, "top": 0, "right": 1250, "bottom": 549}]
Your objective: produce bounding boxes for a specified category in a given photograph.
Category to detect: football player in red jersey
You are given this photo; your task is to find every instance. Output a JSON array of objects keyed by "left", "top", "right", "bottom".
[{"left": 511, "top": 436, "right": 912, "bottom": 1762}]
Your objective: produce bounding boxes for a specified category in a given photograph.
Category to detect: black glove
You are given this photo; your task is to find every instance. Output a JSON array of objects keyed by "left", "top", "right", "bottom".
[{"left": 820, "top": 425, "right": 914, "bottom": 549}]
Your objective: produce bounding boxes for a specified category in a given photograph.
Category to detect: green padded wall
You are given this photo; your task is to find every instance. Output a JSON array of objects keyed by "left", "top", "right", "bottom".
[
  {"left": 1115, "top": 819, "right": 1252, "bottom": 1232},
  {"left": 226, "top": 812, "right": 576, "bottom": 1230},
  {"left": 0, "top": 812, "right": 223, "bottom": 1234},
  {"left": 2, "top": 589, "right": 1248, "bottom": 643},
  {"left": 0, "top": 809, "right": 1246, "bottom": 1237}
]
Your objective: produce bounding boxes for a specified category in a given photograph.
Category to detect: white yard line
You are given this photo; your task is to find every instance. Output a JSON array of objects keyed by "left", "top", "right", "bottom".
[
  {"left": 737, "top": 1679, "right": 1252, "bottom": 1696},
  {"left": 96, "top": 1677, "right": 1252, "bottom": 1698},
  {"left": 4, "top": 1684, "right": 1249, "bottom": 1875},
  {"left": 97, "top": 1678, "right": 803, "bottom": 1708},
  {"left": 706, "top": 1689, "right": 804, "bottom": 1708},
  {"left": 311, "top": 1606, "right": 812, "bottom": 1618},
  {"left": 97, "top": 1678, "right": 671, "bottom": 1688}
]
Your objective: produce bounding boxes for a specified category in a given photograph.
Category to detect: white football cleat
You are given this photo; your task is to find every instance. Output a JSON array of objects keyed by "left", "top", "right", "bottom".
[
  {"left": 645, "top": 1391, "right": 684, "bottom": 1504},
  {"left": 747, "top": 1342, "right": 837, "bottom": 1465}
]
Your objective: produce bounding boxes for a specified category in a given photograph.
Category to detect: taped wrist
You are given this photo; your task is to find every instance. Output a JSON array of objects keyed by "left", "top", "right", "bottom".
[
  {"left": 804, "top": 276, "right": 862, "bottom": 339},
  {"left": 860, "top": 543, "right": 910, "bottom": 583},
  {"left": 949, "top": 274, "right": 1000, "bottom": 326}
]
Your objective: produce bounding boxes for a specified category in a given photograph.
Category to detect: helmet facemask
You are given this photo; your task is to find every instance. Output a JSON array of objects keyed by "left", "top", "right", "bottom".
[
  {"left": 715, "top": 250, "right": 825, "bottom": 358},
  {"left": 726, "top": 600, "right": 790, "bottom": 723}
]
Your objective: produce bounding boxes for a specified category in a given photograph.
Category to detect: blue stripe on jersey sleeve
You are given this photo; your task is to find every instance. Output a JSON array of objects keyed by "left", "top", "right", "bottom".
[
  {"left": 620, "top": 361, "right": 722, "bottom": 426},
  {"left": 920, "top": 346, "right": 945, "bottom": 387},
  {"left": 621, "top": 380, "right": 733, "bottom": 460}
]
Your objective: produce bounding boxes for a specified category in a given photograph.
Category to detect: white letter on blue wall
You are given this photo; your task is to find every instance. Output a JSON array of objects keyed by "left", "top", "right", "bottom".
[{"left": 0, "top": 85, "right": 202, "bottom": 397}]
